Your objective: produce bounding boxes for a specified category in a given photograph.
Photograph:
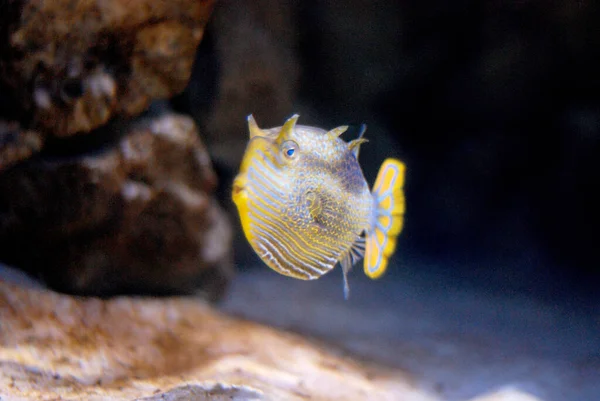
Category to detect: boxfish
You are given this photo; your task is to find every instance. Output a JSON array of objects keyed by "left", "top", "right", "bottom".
[{"left": 232, "top": 114, "right": 405, "bottom": 298}]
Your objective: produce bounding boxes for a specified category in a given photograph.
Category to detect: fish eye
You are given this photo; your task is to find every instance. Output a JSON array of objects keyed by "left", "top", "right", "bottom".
[{"left": 281, "top": 140, "right": 299, "bottom": 159}]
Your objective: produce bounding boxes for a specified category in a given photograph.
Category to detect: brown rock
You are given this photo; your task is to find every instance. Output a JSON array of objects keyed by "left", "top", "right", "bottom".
[
  {"left": 0, "top": 0, "right": 215, "bottom": 136},
  {"left": 0, "top": 113, "right": 232, "bottom": 300},
  {"left": 0, "top": 281, "right": 435, "bottom": 401}
]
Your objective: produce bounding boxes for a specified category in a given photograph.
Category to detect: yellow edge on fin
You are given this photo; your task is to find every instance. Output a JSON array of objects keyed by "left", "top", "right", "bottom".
[{"left": 364, "top": 158, "right": 406, "bottom": 279}]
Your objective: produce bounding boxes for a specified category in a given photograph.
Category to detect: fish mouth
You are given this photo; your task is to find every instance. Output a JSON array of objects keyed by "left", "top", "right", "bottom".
[
  {"left": 232, "top": 178, "right": 244, "bottom": 196},
  {"left": 233, "top": 136, "right": 273, "bottom": 205},
  {"left": 232, "top": 175, "right": 247, "bottom": 207}
]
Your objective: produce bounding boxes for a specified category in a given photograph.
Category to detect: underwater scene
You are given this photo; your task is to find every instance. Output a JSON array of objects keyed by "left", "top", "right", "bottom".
[{"left": 0, "top": 1, "right": 598, "bottom": 400}]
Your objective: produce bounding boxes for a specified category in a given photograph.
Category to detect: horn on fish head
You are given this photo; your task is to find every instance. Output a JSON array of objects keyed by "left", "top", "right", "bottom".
[
  {"left": 348, "top": 124, "right": 368, "bottom": 158},
  {"left": 327, "top": 125, "right": 349, "bottom": 140},
  {"left": 276, "top": 114, "right": 300, "bottom": 143},
  {"left": 247, "top": 114, "right": 265, "bottom": 139}
]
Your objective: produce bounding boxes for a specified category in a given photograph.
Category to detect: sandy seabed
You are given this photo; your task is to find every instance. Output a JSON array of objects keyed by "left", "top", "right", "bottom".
[{"left": 221, "top": 259, "right": 600, "bottom": 401}]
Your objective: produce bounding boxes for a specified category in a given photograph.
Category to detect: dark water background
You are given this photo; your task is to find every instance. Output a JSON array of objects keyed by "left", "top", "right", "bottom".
[
  {"left": 192, "top": 0, "right": 600, "bottom": 292},
  {"left": 212, "top": 2, "right": 600, "bottom": 400},
  {"left": 291, "top": 0, "right": 600, "bottom": 287}
]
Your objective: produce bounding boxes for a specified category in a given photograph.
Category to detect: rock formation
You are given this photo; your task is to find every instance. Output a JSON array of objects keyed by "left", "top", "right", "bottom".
[
  {"left": 0, "top": 0, "right": 233, "bottom": 298},
  {"left": 0, "top": 281, "right": 434, "bottom": 401},
  {"left": 0, "top": 0, "right": 214, "bottom": 138},
  {"left": 0, "top": 112, "right": 232, "bottom": 299}
]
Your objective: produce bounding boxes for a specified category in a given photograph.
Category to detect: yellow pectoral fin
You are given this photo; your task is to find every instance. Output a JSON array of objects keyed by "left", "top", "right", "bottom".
[{"left": 306, "top": 190, "right": 322, "bottom": 221}]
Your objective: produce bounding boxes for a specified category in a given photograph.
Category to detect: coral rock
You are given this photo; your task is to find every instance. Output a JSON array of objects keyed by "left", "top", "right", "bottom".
[
  {"left": 0, "top": 113, "right": 232, "bottom": 299},
  {"left": 0, "top": 281, "right": 434, "bottom": 401},
  {"left": 0, "top": 0, "right": 215, "bottom": 136}
]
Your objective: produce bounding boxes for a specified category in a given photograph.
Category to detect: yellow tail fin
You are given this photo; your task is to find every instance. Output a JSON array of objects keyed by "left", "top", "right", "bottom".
[{"left": 364, "top": 158, "right": 406, "bottom": 279}]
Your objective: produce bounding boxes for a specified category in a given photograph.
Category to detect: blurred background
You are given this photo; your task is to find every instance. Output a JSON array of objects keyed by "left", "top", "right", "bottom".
[
  {"left": 1, "top": 0, "right": 599, "bottom": 400},
  {"left": 174, "top": 1, "right": 600, "bottom": 399},
  {"left": 175, "top": 0, "right": 600, "bottom": 295}
]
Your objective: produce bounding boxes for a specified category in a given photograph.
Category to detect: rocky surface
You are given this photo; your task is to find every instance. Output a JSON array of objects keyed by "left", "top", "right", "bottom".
[
  {"left": 0, "top": 113, "right": 232, "bottom": 299},
  {"left": 0, "top": 0, "right": 233, "bottom": 298},
  {"left": 0, "top": 264, "right": 554, "bottom": 401},
  {"left": 0, "top": 0, "right": 214, "bottom": 137},
  {"left": 0, "top": 280, "right": 435, "bottom": 401}
]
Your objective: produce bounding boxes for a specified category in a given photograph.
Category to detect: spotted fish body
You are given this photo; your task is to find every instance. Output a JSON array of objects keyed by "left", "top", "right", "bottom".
[{"left": 232, "top": 114, "right": 405, "bottom": 298}]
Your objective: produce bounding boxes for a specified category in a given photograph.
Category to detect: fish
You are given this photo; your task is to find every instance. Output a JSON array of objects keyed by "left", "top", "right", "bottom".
[{"left": 232, "top": 114, "right": 405, "bottom": 298}]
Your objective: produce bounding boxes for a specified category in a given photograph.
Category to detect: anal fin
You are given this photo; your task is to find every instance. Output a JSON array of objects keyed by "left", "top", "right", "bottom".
[{"left": 339, "top": 236, "right": 366, "bottom": 300}]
